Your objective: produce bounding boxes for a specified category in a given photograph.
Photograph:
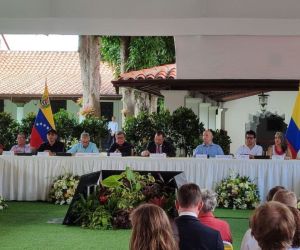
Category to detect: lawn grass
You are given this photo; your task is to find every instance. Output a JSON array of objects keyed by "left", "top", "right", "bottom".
[{"left": 0, "top": 202, "right": 252, "bottom": 250}]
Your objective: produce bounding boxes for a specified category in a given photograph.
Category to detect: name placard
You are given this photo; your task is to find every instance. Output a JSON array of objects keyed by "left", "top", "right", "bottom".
[
  {"left": 235, "top": 154, "right": 250, "bottom": 160},
  {"left": 37, "top": 151, "right": 50, "bottom": 157},
  {"left": 195, "top": 154, "right": 207, "bottom": 159},
  {"left": 272, "top": 155, "right": 285, "bottom": 160},
  {"left": 215, "top": 155, "right": 233, "bottom": 159},
  {"left": 149, "top": 153, "right": 166, "bottom": 158},
  {"left": 2, "top": 151, "right": 14, "bottom": 156},
  {"left": 109, "top": 152, "right": 122, "bottom": 157},
  {"left": 75, "top": 153, "right": 100, "bottom": 157}
]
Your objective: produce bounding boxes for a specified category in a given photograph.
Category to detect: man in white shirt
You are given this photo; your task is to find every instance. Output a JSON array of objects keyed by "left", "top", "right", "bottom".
[
  {"left": 236, "top": 130, "right": 263, "bottom": 158},
  {"left": 107, "top": 116, "right": 118, "bottom": 147}
]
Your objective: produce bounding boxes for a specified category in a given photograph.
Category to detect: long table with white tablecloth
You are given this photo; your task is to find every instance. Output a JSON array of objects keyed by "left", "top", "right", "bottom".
[{"left": 0, "top": 155, "right": 299, "bottom": 201}]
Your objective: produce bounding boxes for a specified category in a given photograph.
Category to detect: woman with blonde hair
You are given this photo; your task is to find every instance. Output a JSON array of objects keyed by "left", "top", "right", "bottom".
[
  {"left": 130, "top": 203, "right": 178, "bottom": 250},
  {"left": 267, "top": 131, "right": 292, "bottom": 159}
]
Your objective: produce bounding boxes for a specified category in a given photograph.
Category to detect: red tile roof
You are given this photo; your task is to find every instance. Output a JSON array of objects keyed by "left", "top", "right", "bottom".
[
  {"left": 119, "top": 64, "right": 176, "bottom": 80},
  {"left": 0, "top": 51, "right": 119, "bottom": 98}
]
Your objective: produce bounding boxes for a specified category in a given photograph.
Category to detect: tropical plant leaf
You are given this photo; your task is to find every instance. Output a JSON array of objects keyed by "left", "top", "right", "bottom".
[{"left": 101, "top": 175, "right": 122, "bottom": 188}]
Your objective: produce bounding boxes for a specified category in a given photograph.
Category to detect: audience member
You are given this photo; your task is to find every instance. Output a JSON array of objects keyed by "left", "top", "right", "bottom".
[
  {"left": 193, "top": 129, "right": 224, "bottom": 158},
  {"left": 267, "top": 131, "right": 292, "bottom": 159},
  {"left": 107, "top": 116, "right": 118, "bottom": 147},
  {"left": 141, "top": 131, "right": 176, "bottom": 157},
  {"left": 38, "top": 129, "right": 65, "bottom": 155},
  {"left": 236, "top": 130, "right": 263, "bottom": 158},
  {"left": 10, "top": 132, "right": 32, "bottom": 154},
  {"left": 198, "top": 189, "right": 232, "bottom": 243},
  {"left": 67, "top": 132, "right": 99, "bottom": 154},
  {"left": 241, "top": 185, "right": 287, "bottom": 250},
  {"left": 175, "top": 183, "right": 223, "bottom": 250},
  {"left": 251, "top": 201, "right": 296, "bottom": 250},
  {"left": 129, "top": 203, "right": 178, "bottom": 250},
  {"left": 108, "top": 131, "right": 133, "bottom": 156}
]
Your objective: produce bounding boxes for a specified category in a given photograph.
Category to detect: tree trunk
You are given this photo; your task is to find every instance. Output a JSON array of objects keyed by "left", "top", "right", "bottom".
[
  {"left": 120, "top": 36, "right": 130, "bottom": 74},
  {"left": 78, "top": 35, "right": 101, "bottom": 117}
]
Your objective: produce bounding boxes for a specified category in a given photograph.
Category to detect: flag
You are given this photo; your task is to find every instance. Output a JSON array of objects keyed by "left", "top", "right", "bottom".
[
  {"left": 286, "top": 88, "right": 300, "bottom": 159},
  {"left": 30, "top": 83, "right": 55, "bottom": 149}
]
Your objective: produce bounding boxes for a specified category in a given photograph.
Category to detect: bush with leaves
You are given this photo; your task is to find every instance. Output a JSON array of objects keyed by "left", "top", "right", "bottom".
[
  {"left": 54, "top": 109, "right": 79, "bottom": 148},
  {"left": 0, "top": 195, "right": 8, "bottom": 210},
  {"left": 0, "top": 112, "right": 19, "bottom": 150}
]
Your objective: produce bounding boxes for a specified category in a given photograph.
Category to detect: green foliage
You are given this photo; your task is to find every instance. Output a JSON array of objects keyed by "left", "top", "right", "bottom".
[
  {"left": 123, "top": 107, "right": 205, "bottom": 156},
  {"left": 54, "top": 109, "right": 79, "bottom": 148},
  {"left": 18, "top": 112, "right": 36, "bottom": 137},
  {"left": 171, "top": 107, "right": 205, "bottom": 156},
  {"left": 101, "top": 36, "right": 175, "bottom": 76},
  {"left": 212, "top": 129, "right": 232, "bottom": 155},
  {"left": 0, "top": 112, "right": 19, "bottom": 150},
  {"left": 76, "top": 116, "right": 108, "bottom": 149}
]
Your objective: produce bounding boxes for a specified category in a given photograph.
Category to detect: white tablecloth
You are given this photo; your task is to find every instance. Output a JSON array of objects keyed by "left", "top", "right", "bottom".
[{"left": 0, "top": 156, "right": 300, "bottom": 201}]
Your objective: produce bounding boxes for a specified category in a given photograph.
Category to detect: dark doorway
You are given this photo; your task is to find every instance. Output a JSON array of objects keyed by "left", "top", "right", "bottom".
[
  {"left": 51, "top": 100, "right": 67, "bottom": 114},
  {"left": 100, "top": 102, "right": 113, "bottom": 120}
]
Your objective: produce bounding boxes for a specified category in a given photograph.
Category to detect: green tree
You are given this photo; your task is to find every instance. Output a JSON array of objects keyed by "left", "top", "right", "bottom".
[
  {"left": 0, "top": 112, "right": 19, "bottom": 150},
  {"left": 18, "top": 112, "right": 36, "bottom": 137},
  {"left": 101, "top": 36, "right": 175, "bottom": 76}
]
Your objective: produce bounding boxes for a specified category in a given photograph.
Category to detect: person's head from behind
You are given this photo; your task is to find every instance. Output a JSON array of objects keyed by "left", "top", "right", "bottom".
[
  {"left": 80, "top": 132, "right": 90, "bottom": 148},
  {"left": 245, "top": 130, "right": 256, "bottom": 147},
  {"left": 176, "top": 183, "right": 202, "bottom": 214},
  {"left": 199, "top": 189, "right": 218, "bottom": 214},
  {"left": 130, "top": 203, "right": 178, "bottom": 250},
  {"left": 17, "top": 132, "right": 27, "bottom": 146},
  {"left": 202, "top": 129, "right": 213, "bottom": 145},
  {"left": 154, "top": 131, "right": 165, "bottom": 146},
  {"left": 251, "top": 201, "right": 295, "bottom": 250},
  {"left": 46, "top": 129, "right": 58, "bottom": 145},
  {"left": 266, "top": 185, "right": 286, "bottom": 201},
  {"left": 115, "top": 131, "right": 126, "bottom": 146},
  {"left": 272, "top": 189, "right": 298, "bottom": 208}
]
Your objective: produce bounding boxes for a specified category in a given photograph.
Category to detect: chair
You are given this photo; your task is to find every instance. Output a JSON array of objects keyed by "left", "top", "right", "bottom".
[{"left": 223, "top": 241, "right": 233, "bottom": 250}]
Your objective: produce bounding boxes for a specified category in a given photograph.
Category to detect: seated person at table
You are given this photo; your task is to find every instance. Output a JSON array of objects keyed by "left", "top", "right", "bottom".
[
  {"left": 10, "top": 132, "right": 32, "bottom": 154},
  {"left": 193, "top": 129, "right": 224, "bottom": 158},
  {"left": 266, "top": 131, "right": 292, "bottom": 159},
  {"left": 38, "top": 129, "right": 65, "bottom": 155},
  {"left": 236, "top": 130, "right": 263, "bottom": 158},
  {"left": 108, "top": 131, "right": 133, "bottom": 156},
  {"left": 141, "top": 131, "right": 176, "bottom": 157},
  {"left": 198, "top": 189, "right": 232, "bottom": 243},
  {"left": 67, "top": 132, "right": 99, "bottom": 154}
]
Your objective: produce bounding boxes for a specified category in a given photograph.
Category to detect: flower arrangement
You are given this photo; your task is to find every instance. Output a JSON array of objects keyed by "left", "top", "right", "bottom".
[
  {"left": 215, "top": 171, "right": 260, "bottom": 209},
  {"left": 73, "top": 167, "right": 177, "bottom": 229},
  {"left": 49, "top": 174, "right": 80, "bottom": 205},
  {"left": 79, "top": 105, "right": 95, "bottom": 118},
  {"left": 0, "top": 195, "right": 8, "bottom": 210}
]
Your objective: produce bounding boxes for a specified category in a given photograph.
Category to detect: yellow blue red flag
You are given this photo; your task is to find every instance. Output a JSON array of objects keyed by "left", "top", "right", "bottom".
[
  {"left": 286, "top": 88, "right": 300, "bottom": 159},
  {"left": 30, "top": 83, "right": 55, "bottom": 149}
]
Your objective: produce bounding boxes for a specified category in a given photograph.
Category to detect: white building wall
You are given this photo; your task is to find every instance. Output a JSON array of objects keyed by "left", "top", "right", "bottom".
[
  {"left": 161, "top": 90, "right": 189, "bottom": 113},
  {"left": 223, "top": 91, "right": 297, "bottom": 154}
]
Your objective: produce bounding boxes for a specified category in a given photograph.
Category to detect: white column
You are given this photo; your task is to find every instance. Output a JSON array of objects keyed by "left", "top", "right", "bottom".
[
  {"left": 199, "top": 103, "right": 211, "bottom": 129},
  {"left": 208, "top": 106, "right": 218, "bottom": 130},
  {"left": 216, "top": 108, "right": 224, "bottom": 130},
  {"left": 16, "top": 103, "right": 25, "bottom": 124},
  {"left": 185, "top": 98, "right": 203, "bottom": 119}
]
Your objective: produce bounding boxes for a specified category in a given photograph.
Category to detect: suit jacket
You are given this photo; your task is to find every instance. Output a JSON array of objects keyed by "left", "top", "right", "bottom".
[
  {"left": 175, "top": 215, "right": 224, "bottom": 250},
  {"left": 146, "top": 140, "right": 176, "bottom": 157}
]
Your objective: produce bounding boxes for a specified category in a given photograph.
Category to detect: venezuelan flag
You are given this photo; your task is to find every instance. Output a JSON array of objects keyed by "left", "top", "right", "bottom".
[
  {"left": 30, "top": 83, "right": 55, "bottom": 149},
  {"left": 286, "top": 89, "right": 300, "bottom": 159}
]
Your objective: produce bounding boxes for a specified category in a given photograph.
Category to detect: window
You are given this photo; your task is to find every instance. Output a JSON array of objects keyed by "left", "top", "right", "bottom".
[
  {"left": 100, "top": 102, "right": 113, "bottom": 120},
  {"left": 51, "top": 100, "right": 67, "bottom": 114},
  {"left": 0, "top": 100, "right": 4, "bottom": 112}
]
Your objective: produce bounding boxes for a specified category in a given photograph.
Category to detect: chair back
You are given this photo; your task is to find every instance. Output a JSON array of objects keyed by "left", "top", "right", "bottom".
[{"left": 223, "top": 241, "right": 233, "bottom": 250}]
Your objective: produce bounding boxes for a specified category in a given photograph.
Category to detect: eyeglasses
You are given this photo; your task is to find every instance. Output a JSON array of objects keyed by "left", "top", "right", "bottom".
[{"left": 246, "top": 137, "right": 255, "bottom": 139}]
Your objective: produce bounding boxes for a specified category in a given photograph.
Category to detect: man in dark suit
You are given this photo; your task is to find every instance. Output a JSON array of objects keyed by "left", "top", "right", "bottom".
[
  {"left": 175, "top": 183, "right": 224, "bottom": 250},
  {"left": 141, "top": 131, "right": 176, "bottom": 157},
  {"left": 108, "top": 131, "right": 133, "bottom": 156}
]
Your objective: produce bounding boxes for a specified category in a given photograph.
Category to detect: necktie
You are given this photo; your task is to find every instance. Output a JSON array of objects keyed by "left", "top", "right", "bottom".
[{"left": 156, "top": 145, "right": 160, "bottom": 153}]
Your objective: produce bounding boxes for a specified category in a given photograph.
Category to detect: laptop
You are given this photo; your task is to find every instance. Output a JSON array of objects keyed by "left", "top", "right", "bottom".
[
  {"left": 253, "top": 155, "right": 270, "bottom": 159},
  {"left": 15, "top": 152, "right": 35, "bottom": 156},
  {"left": 55, "top": 152, "right": 72, "bottom": 156}
]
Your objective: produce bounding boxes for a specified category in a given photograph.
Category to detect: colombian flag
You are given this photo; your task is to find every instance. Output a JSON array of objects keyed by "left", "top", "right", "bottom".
[
  {"left": 30, "top": 83, "right": 55, "bottom": 149},
  {"left": 286, "top": 89, "right": 300, "bottom": 159}
]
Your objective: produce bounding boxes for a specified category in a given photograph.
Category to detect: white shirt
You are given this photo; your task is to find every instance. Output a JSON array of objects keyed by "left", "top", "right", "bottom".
[
  {"left": 108, "top": 121, "right": 118, "bottom": 134},
  {"left": 178, "top": 211, "right": 198, "bottom": 218},
  {"left": 236, "top": 144, "right": 263, "bottom": 156}
]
